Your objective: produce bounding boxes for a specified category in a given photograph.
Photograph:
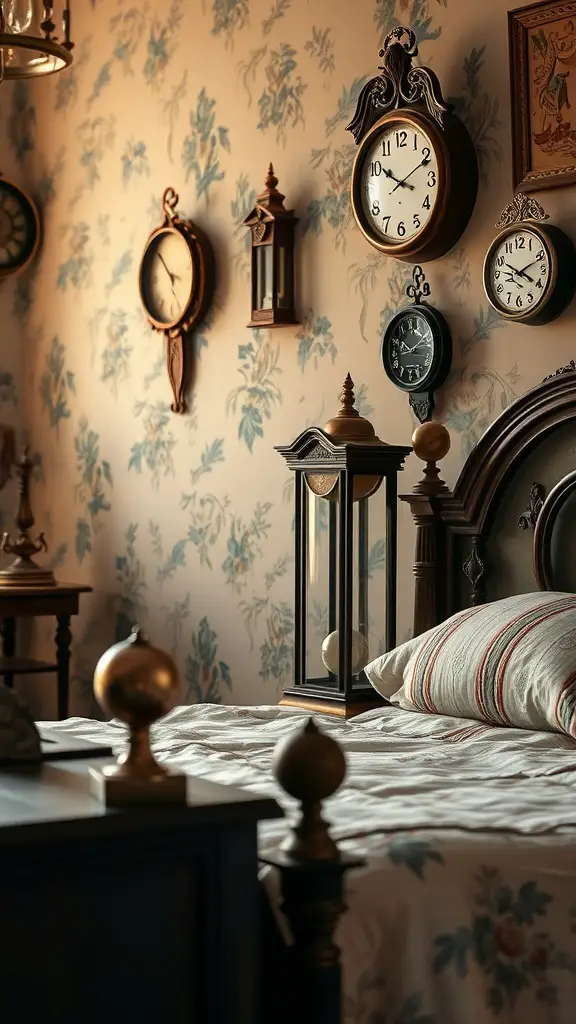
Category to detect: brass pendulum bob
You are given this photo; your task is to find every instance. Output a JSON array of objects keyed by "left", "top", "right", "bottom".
[{"left": 0, "top": 448, "right": 55, "bottom": 588}]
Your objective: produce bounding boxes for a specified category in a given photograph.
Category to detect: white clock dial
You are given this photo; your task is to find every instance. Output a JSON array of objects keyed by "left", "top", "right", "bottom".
[
  {"left": 360, "top": 122, "right": 439, "bottom": 243},
  {"left": 142, "top": 229, "right": 194, "bottom": 325},
  {"left": 488, "top": 229, "right": 550, "bottom": 315}
]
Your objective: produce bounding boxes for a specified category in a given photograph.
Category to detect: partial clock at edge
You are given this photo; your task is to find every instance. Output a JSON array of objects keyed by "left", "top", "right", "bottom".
[{"left": 0, "top": 176, "right": 41, "bottom": 278}]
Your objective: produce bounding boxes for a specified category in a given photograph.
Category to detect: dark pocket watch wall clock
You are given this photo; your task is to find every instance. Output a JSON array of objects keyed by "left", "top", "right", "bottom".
[
  {"left": 381, "top": 265, "right": 452, "bottom": 423},
  {"left": 346, "top": 27, "right": 478, "bottom": 264},
  {"left": 483, "top": 192, "right": 576, "bottom": 327},
  {"left": 0, "top": 174, "right": 40, "bottom": 278},
  {"left": 139, "top": 187, "right": 215, "bottom": 414}
]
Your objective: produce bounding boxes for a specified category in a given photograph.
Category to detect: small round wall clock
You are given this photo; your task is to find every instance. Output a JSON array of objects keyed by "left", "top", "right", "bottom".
[
  {"left": 139, "top": 187, "right": 215, "bottom": 414},
  {"left": 381, "top": 265, "right": 452, "bottom": 423},
  {"left": 483, "top": 192, "right": 576, "bottom": 326},
  {"left": 0, "top": 175, "right": 40, "bottom": 278},
  {"left": 346, "top": 28, "right": 478, "bottom": 264}
]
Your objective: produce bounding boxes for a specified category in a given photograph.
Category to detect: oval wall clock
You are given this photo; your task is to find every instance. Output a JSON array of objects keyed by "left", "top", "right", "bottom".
[
  {"left": 346, "top": 27, "right": 478, "bottom": 264},
  {"left": 483, "top": 192, "right": 576, "bottom": 327},
  {"left": 139, "top": 187, "right": 215, "bottom": 414}
]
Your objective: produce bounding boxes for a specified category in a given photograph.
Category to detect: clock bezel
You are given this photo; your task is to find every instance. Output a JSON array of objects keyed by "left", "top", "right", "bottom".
[
  {"left": 381, "top": 302, "right": 452, "bottom": 394},
  {"left": 483, "top": 221, "right": 557, "bottom": 324},
  {"left": 351, "top": 110, "right": 449, "bottom": 261},
  {"left": 0, "top": 178, "right": 41, "bottom": 278}
]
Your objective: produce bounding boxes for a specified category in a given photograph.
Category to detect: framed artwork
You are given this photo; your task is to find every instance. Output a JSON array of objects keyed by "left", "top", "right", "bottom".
[{"left": 509, "top": 1, "right": 576, "bottom": 191}]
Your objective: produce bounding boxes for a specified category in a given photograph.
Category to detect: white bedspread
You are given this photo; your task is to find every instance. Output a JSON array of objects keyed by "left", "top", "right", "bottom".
[{"left": 44, "top": 704, "right": 576, "bottom": 1023}]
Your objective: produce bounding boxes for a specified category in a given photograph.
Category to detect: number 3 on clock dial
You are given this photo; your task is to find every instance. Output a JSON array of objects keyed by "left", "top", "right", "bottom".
[{"left": 361, "top": 123, "right": 439, "bottom": 243}]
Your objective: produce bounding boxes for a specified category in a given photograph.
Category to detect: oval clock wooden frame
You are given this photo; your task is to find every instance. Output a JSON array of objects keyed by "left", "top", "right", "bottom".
[
  {"left": 139, "top": 188, "right": 216, "bottom": 415},
  {"left": 350, "top": 108, "right": 478, "bottom": 264}
]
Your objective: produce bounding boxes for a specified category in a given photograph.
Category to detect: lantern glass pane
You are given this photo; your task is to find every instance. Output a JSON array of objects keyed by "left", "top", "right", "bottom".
[
  {"left": 255, "top": 244, "right": 273, "bottom": 310},
  {"left": 351, "top": 491, "right": 386, "bottom": 673},
  {"left": 276, "top": 244, "right": 291, "bottom": 308},
  {"left": 305, "top": 490, "right": 331, "bottom": 682}
]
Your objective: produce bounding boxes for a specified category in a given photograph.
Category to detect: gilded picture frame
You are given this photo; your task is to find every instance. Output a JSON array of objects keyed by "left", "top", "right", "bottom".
[{"left": 509, "top": 1, "right": 576, "bottom": 191}]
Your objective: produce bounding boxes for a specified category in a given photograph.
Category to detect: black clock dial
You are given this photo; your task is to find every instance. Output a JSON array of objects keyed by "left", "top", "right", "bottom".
[
  {"left": 381, "top": 294, "right": 452, "bottom": 416},
  {"left": 0, "top": 180, "right": 39, "bottom": 274},
  {"left": 388, "top": 312, "right": 434, "bottom": 387}
]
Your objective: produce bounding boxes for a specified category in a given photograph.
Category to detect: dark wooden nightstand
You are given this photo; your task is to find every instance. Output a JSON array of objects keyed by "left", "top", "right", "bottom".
[
  {"left": 0, "top": 582, "right": 92, "bottom": 719},
  {"left": 0, "top": 756, "right": 282, "bottom": 1023}
]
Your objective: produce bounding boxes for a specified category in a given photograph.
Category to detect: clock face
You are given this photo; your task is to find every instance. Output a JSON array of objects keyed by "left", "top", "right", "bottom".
[
  {"left": 386, "top": 310, "right": 435, "bottom": 390},
  {"left": 0, "top": 181, "right": 39, "bottom": 273},
  {"left": 360, "top": 121, "right": 439, "bottom": 245},
  {"left": 140, "top": 228, "right": 195, "bottom": 327},
  {"left": 486, "top": 228, "right": 551, "bottom": 316}
]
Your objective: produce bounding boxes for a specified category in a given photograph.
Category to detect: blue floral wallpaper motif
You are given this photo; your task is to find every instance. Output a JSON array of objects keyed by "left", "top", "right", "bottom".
[{"left": 1, "top": 0, "right": 575, "bottom": 717}]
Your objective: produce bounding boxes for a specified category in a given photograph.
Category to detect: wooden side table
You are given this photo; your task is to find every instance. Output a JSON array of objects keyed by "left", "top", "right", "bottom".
[
  {"left": 0, "top": 583, "right": 92, "bottom": 720},
  {"left": 0, "top": 759, "right": 282, "bottom": 1023}
]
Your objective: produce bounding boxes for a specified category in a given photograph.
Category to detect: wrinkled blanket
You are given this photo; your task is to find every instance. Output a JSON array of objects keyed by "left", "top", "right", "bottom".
[{"left": 44, "top": 703, "right": 576, "bottom": 1023}]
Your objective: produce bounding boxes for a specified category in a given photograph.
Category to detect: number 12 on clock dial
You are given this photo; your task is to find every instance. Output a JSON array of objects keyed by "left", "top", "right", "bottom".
[{"left": 361, "top": 122, "right": 439, "bottom": 244}]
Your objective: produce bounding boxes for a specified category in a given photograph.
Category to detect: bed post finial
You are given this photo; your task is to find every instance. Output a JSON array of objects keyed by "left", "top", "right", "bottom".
[
  {"left": 273, "top": 716, "right": 346, "bottom": 861},
  {"left": 260, "top": 717, "right": 364, "bottom": 1024},
  {"left": 411, "top": 421, "right": 450, "bottom": 495},
  {"left": 400, "top": 422, "right": 452, "bottom": 638}
]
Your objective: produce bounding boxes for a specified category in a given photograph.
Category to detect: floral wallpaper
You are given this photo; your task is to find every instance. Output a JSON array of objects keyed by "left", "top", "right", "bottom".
[{"left": 1, "top": 0, "right": 576, "bottom": 717}]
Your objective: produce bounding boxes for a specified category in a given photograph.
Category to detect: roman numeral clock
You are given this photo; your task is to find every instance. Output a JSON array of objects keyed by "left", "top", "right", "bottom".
[
  {"left": 346, "top": 27, "right": 478, "bottom": 263},
  {"left": 0, "top": 175, "right": 40, "bottom": 278}
]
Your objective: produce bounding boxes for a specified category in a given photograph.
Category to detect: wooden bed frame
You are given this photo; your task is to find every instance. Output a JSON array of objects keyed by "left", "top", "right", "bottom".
[
  {"left": 270, "top": 364, "right": 576, "bottom": 1024},
  {"left": 401, "top": 363, "right": 576, "bottom": 636}
]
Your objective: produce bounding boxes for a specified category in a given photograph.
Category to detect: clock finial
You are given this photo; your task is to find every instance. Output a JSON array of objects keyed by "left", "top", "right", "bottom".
[{"left": 265, "top": 163, "right": 279, "bottom": 192}]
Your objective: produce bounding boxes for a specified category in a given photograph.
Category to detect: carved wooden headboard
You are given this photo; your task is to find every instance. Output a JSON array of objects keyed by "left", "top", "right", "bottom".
[{"left": 401, "top": 364, "right": 576, "bottom": 637}]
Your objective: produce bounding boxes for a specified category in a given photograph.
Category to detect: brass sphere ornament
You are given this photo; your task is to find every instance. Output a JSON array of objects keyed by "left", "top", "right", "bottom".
[
  {"left": 89, "top": 626, "right": 187, "bottom": 807},
  {"left": 412, "top": 421, "right": 451, "bottom": 463},
  {"left": 273, "top": 717, "right": 347, "bottom": 861},
  {"left": 411, "top": 421, "right": 451, "bottom": 496}
]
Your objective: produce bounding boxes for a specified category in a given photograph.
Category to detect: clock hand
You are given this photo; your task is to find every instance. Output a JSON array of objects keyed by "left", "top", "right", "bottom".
[
  {"left": 156, "top": 253, "right": 184, "bottom": 315},
  {"left": 504, "top": 263, "right": 525, "bottom": 287},
  {"left": 157, "top": 252, "right": 180, "bottom": 284},
  {"left": 515, "top": 258, "right": 538, "bottom": 282},
  {"left": 383, "top": 168, "right": 415, "bottom": 191},
  {"left": 390, "top": 157, "right": 430, "bottom": 194}
]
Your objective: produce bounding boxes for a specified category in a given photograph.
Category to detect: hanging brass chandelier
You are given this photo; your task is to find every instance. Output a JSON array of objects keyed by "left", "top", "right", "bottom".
[{"left": 0, "top": 0, "right": 73, "bottom": 80}]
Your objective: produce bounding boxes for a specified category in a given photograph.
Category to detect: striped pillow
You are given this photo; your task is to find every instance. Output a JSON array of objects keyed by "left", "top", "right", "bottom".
[{"left": 364, "top": 592, "right": 576, "bottom": 736}]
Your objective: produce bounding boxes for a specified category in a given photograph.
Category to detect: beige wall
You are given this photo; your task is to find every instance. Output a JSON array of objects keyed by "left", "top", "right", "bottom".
[{"left": 3, "top": 0, "right": 576, "bottom": 715}]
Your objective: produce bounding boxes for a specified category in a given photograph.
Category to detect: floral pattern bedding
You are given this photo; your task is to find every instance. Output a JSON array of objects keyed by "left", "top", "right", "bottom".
[{"left": 46, "top": 703, "right": 576, "bottom": 1023}]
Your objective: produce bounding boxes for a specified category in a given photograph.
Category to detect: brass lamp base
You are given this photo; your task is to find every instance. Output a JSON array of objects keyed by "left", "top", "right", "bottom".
[
  {"left": 89, "top": 764, "right": 188, "bottom": 808},
  {"left": 0, "top": 558, "right": 55, "bottom": 588}
]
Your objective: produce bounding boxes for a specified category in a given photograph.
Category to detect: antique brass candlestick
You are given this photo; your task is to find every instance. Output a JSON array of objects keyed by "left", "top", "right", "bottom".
[
  {"left": 0, "top": 447, "right": 55, "bottom": 587},
  {"left": 89, "top": 626, "right": 186, "bottom": 807}
]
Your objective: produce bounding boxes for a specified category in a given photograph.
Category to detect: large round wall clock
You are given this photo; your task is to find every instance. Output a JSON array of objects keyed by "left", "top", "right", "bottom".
[
  {"left": 139, "top": 187, "right": 215, "bottom": 414},
  {"left": 0, "top": 175, "right": 40, "bottom": 278},
  {"left": 347, "top": 27, "right": 478, "bottom": 263},
  {"left": 483, "top": 192, "right": 576, "bottom": 327},
  {"left": 381, "top": 265, "right": 452, "bottom": 423}
]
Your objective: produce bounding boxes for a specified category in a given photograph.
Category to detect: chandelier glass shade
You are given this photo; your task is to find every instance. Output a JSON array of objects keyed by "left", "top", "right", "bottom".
[{"left": 0, "top": 0, "right": 73, "bottom": 80}]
